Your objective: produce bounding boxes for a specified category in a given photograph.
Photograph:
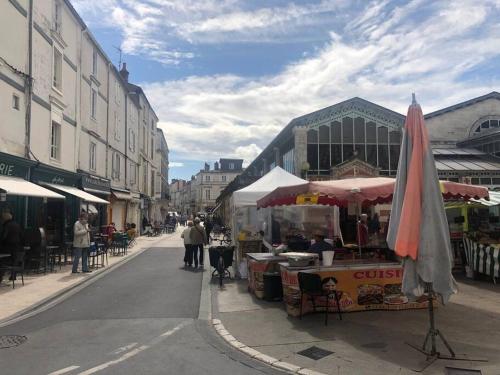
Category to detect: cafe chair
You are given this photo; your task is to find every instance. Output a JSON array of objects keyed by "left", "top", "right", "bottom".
[
  {"left": 0, "top": 250, "right": 26, "bottom": 289},
  {"left": 297, "top": 272, "right": 342, "bottom": 326}
]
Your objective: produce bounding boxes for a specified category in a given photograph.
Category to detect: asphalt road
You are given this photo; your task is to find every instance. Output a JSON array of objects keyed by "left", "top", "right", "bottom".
[{"left": 0, "top": 245, "right": 284, "bottom": 375}]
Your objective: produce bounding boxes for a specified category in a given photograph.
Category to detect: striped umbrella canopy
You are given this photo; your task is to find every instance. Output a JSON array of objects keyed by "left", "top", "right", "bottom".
[{"left": 386, "top": 95, "right": 486, "bottom": 303}]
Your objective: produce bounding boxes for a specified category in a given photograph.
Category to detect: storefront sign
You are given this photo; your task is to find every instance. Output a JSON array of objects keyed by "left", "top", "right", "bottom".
[
  {"left": 32, "top": 165, "right": 79, "bottom": 187},
  {"left": 80, "top": 173, "right": 111, "bottom": 194},
  {"left": 280, "top": 264, "right": 429, "bottom": 316},
  {"left": 0, "top": 152, "right": 34, "bottom": 178},
  {"left": 0, "top": 163, "right": 15, "bottom": 176}
]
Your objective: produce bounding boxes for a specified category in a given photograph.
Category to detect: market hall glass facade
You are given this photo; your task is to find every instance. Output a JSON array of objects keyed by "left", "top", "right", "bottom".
[{"left": 306, "top": 116, "right": 402, "bottom": 176}]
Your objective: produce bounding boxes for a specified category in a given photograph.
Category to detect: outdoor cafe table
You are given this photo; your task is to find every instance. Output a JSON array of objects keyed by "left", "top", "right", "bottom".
[
  {"left": 279, "top": 260, "right": 429, "bottom": 317},
  {"left": 247, "top": 253, "right": 287, "bottom": 299}
]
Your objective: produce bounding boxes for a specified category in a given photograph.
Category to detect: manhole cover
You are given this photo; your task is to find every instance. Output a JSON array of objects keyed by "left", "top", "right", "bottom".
[
  {"left": 297, "top": 346, "right": 333, "bottom": 360},
  {"left": 0, "top": 335, "right": 27, "bottom": 349},
  {"left": 361, "top": 342, "right": 387, "bottom": 349}
]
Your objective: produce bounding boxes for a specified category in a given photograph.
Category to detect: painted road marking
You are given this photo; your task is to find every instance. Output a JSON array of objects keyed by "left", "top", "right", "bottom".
[
  {"left": 112, "top": 342, "right": 138, "bottom": 355},
  {"left": 77, "top": 321, "right": 191, "bottom": 375},
  {"left": 47, "top": 365, "right": 80, "bottom": 375}
]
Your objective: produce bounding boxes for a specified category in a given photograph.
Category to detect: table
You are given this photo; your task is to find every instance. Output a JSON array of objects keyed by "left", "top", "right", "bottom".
[
  {"left": 279, "top": 260, "right": 430, "bottom": 317},
  {"left": 246, "top": 253, "right": 287, "bottom": 299}
]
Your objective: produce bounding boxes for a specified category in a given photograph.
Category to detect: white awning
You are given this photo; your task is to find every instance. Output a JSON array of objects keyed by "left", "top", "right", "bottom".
[
  {"left": 112, "top": 190, "right": 132, "bottom": 201},
  {"left": 0, "top": 176, "right": 65, "bottom": 199},
  {"left": 45, "top": 183, "right": 109, "bottom": 204},
  {"left": 470, "top": 191, "right": 500, "bottom": 207}
]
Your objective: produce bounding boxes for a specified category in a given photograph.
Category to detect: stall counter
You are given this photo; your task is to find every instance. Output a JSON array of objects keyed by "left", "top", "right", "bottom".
[
  {"left": 247, "top": 253, "right": 287, "bottom": 299},
  {"left": 279, "top": 261, "right": 429, "bottom": 316}
]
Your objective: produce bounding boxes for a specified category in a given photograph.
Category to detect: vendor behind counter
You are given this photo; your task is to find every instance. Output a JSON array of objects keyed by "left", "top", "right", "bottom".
[{"left": 308, "top": 230, "right": 333, "bottom": 260}]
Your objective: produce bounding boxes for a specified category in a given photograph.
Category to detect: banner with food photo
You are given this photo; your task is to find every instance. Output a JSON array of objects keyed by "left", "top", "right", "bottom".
[{"left": 279, "top": 265, "right": 430, "bottom": 316}]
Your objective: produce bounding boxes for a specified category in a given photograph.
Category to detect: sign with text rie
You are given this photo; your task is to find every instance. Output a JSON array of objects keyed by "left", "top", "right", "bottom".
[
  {"left": 279, "top": 264, "right": 430, "bottom": 317},
  {"left": 0, "top": 152, "right": 34, "bottom": 178}
]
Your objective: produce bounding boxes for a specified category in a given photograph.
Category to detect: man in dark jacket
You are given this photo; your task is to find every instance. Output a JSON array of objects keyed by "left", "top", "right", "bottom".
[{"left": 0, "top": 208, "right": 22, "bottom": 282}]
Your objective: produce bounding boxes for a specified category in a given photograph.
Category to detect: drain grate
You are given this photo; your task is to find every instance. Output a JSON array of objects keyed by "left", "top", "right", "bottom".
[
  {"left": 361, "top": 342, "right": 387, "bottom": 349},
  {"left": 0, "top": 335, "right": 27, "bottom": 349},
  {"left": 445, "top": 367, "right": 482, "bottom": 375},
  {"left": 297, "top": 346, "right": 333, "bottom": 360}
]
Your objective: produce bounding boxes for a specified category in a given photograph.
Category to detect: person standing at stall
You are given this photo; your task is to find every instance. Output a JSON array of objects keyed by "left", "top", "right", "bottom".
[
  {"left": 181, "top": 221, "right": 193, "bottom": 268},
  {"left": 190, "top": 217, "right": 207, "bottom": 269},
  {"left": 308, "top": 230, "right": 333, "bottom": 260},
  {"left": 72, "top": 212, "right": 91, "bottom": 273}
]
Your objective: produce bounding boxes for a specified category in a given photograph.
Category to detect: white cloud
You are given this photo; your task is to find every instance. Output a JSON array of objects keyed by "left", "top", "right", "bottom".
[
  {"left": 169, "top": 162, "right": 185, "bottom": 167},
  {"left": 144, "top": 0, "right": 500, "bottom": 165}
]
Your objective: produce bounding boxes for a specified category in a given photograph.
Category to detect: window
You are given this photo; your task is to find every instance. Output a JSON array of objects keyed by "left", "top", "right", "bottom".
[
  {"left": 205, "top": 190, "right": 210, "bottom": 200},
  {"left": 114, "top": 112, "right": 120, "bottom": 141},
  {"left": 205, "top": 175, "right": 210, "bottom": 182},
  {"left": 130, "top": 162, "right": 136, "bottom": 184},
  {"left": 91, "top": 89, "right": 97, "bottom": 119},
  {"left": 12, "top": 94, "right": 20, "bottom": 110},
  {"left": 89, "top": 142, "right": 96, "bottom": 171},
  {"left": 114, "top": 80, "right": 120, "bottom": 104},
  {"left": 221, "top": 175, "right": 226, "bottom": 182},
  {"left": 54, "top": 1, "right": 62, "bottom": 33},
  {"left": 129, "top": 129, "right": 136, "bottom": 152},
  {"left": 50, "top": 121, "right": 61, "bottom": 160},
  {"left": 142, "top": 125, "right": 147, "bottom": 151},
  {"left": 229, "top": 163, "right": 235, "bottom": 170},
  {"left": 53, "top": 48, "right": 63, "bottom": 91},
  {"left": 92, "top": 49, "right": 97, "bottom": 76},
  {"left": 112, "top": 153, "right": 121, "bottom": 180},
  {"left": 151, "top": 119, "right": 154, "bottom": 130},
  {"left": 342, "top": 117, "right": 353, "bottom": 143},
  {"left": 150, "top": 138, "right": 154, "bottom": 159}
]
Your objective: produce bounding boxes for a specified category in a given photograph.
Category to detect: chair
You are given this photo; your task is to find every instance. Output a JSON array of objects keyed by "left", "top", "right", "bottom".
[
  {"left": 0, "top": 250, "right": 26, "bottom": 289},
  {"left": 297, "top": 272, "right": 342, "bottom": 326}
]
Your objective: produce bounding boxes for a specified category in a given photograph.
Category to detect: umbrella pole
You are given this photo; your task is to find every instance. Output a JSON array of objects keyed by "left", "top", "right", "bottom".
[{"left": 407, "top": 283, "right": 487, "bottom": 372}]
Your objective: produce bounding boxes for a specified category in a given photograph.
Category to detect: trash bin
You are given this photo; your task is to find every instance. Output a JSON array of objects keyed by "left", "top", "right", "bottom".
[{"left": 263, "top": 272, "right": 283, "bottom": 301}]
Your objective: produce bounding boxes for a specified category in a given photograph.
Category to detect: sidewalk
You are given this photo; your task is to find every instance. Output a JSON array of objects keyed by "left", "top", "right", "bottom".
[
  {"left": 214, "top": 275, "right": 500, "bottom": 375},
  {"left": 0, "top": 233, "right": 172, "bottom": 324}
]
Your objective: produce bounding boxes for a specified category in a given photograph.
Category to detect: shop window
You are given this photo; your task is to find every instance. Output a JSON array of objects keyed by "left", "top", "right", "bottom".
[
  {"left": 354, "top": 117, "right": 365, "bottom": 144},
  {"left": 50, "top": 121, "right": 61, "bottom": 160},
  {"left": 319, "top": 144, "right": 330, "bottom": 170},
  {"left": 307, "top": 129, "right": 318, "bottom": 143},
  {"left": 377, "top": 126, "right": 388, "bottom": 144},
  {"left": 319, "top": 125, "right": 329, "bottom": 143},
  {"left": 331, "top": 144, "right": 342, "bottom": 166},
  {"left": 307, "top": 144, "right": 318, "bottom": 170},
  {"left": 480, "top": 178, "right": 492, "bottom": 185},
  {"left": 366, "top": 145, "right": 377, "bottom": 166},
  {"left": 343, "top": 144, "right": 354, "bottom": 161},
  {"left": 366, "top": 121, "right": 376, "bottom": 143},
  {"left": 378, "top": 144, "right": 389, "bottom": 170},
  {"left": 342, "top": 117, "right": 353, "bottom": 143}
]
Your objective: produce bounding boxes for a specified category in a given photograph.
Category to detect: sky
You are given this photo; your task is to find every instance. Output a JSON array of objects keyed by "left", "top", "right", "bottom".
[{"left": 72, "top": 0, "right": 500, "bottom": 182}]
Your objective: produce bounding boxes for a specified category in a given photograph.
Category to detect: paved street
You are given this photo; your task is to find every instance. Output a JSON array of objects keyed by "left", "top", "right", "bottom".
[{"left": 0, "top": 237, "right": 283, "bottom": 375}]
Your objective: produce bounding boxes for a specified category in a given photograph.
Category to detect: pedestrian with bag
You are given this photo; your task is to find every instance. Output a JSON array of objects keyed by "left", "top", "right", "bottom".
[
  {"left": 72, "top": 212, "right": 91, "bottom": 273},
  {"left": 181, "top": 221, "right": 193, "bottom": 268},
  {"left": 190, "top": 217, "right": 207, "bottom": 269}
]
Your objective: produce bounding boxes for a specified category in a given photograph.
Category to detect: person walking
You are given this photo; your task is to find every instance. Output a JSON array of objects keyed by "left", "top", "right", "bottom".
[
  {"left": 181, "top": 221, "right": 193, "bottom": 268},
  {"left": 204, "top": 217, "right": 213, "bottom": 244},
  {"left": 190, "top": 217, "right": 207, "bottom": 269},
  {"left": 72, "top": 212, "right": 91, "bottom": 273}
]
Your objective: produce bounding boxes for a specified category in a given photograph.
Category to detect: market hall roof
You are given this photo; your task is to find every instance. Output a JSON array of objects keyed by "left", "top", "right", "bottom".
[{"left": 424, "top": 91, "right": 500, "bottom": 120}]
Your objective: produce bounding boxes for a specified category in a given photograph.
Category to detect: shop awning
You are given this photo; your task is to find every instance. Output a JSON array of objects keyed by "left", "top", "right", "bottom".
[
  {"left": 0, "top": 176, "right": 65, "bottom": 199},
  {"left": 470, "top": 191, "right": 500, "bottom": 207},
  {"left": 111, "top": 189, "right": 132, "bottom": 201},
  {"left": 44, "top": 183, "right": 109, "bottom": 204}
]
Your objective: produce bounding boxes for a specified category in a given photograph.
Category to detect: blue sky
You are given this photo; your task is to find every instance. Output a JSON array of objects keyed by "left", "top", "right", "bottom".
[{"left": 72, "top": 0, "right": 500, "bottom": 181}]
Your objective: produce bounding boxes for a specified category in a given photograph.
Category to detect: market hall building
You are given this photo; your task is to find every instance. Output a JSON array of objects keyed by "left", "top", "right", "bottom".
[{"left": 238, "top": 92, "right": 500, "bottom": 186}]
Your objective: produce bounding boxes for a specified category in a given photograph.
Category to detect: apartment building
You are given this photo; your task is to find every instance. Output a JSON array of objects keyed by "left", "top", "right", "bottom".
[{"left": 0, "top": 0, "right": 167, "bottom": 235}]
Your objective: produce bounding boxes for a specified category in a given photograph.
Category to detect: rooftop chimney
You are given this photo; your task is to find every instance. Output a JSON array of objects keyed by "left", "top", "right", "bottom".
[
  {"left": 120, "top": 62, "right": 129, "bottom": 82},
  {"left": 214, "top": 161, "right": 219, "bottom": 170},
  {"left": 204, "top": 162, "right": 210, "bottom": 171}
]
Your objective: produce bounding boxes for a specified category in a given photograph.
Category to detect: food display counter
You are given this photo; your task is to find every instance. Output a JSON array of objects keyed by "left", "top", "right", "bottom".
[
  {"left": 279, "top": 260, "right": 429, "bottom": 316},
  {"left": 247, "top": 253, "right": 287, "bottom": 299}
]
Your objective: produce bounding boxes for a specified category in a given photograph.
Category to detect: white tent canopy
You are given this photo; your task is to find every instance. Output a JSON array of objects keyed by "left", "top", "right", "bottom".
[
  {"left": 232, "top": 166, "right": 307, "bottom": 208},
  {"left": 470, "top": 191, "right": 500, "bottom": 207}
]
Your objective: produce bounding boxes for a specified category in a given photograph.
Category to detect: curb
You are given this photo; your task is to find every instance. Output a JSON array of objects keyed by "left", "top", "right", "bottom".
[
  {"left": 0, "top": 234, "right": 172, "bottom": 327},
  {"left": 212, "top": 319, "right": 327, "bottom": 375}
]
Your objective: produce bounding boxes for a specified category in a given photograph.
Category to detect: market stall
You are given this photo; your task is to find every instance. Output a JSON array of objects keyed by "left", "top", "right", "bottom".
[
  {"left": 255, "top": 177, "right": 488, "bottom": 315},
  {"left": 247, "top": 253, "right": 287, "bottom": 299}
]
